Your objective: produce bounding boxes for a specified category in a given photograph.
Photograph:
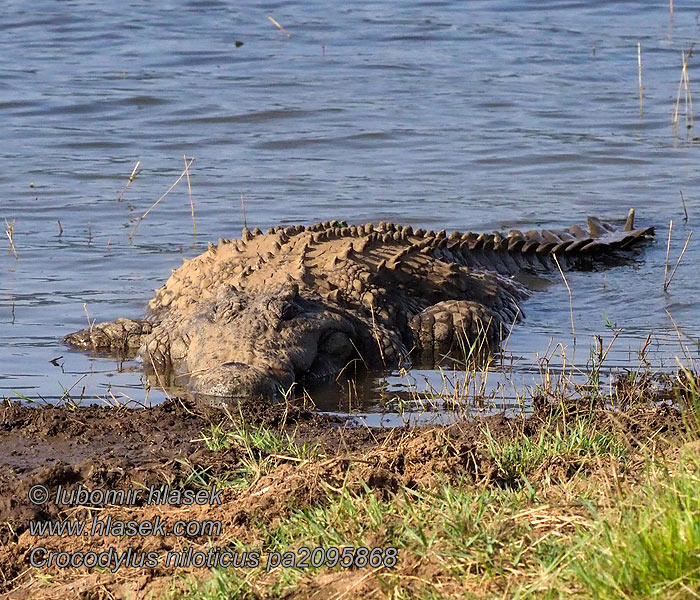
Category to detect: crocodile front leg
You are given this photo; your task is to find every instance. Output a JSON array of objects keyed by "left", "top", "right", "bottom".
[
  {"left": 63, "top": 318, "right": 152, "bottom": 355},
  {"left": 408, "top": 300, "right": 521, "bottom": 366}
]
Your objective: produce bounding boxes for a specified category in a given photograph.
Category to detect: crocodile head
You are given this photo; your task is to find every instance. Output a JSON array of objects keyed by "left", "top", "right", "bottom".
[{"left": 149, "top": 283, "right": 360, "bottom": 399}]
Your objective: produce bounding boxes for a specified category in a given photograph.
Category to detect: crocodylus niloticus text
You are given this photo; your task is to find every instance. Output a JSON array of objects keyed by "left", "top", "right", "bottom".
[{"left": 65, "top": 210, "right": 654, "bottom": 398}]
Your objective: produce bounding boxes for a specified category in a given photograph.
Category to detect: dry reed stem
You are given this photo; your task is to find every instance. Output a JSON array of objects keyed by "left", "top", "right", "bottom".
[
  {"left": 666, "top": 310, "right": 693, "bottom": 363},
  {"left": 683, "top": 51, "right": 694, "bottom": 128},
  {"left": 591, "top": 331, "right": 621, "bottom": 382},
  {"left": 240, "top": 194, "right": 248, "bottom": 229},
  {"left": 4, "top": 218, "right": 18, "bottom": 258},
  {"left": 58, "top": 373, "right": 88, "bottom": 406},
  {"left": 673, "top": 51, "right": 694, "bottom": 128},
  {"left": 267, "top": 16, "right": 292, "bottom": 38},
  {"left": 83, "top": 303, "right": 96, "bottom": 352},
  {"left": 663, "top": 219, "right": 673, "bottom": 289},
  {"left": 145, "top": 352, "right": 172, "bottom": 401},
  {"left": 670, "top": 0, "right": 674, "bottom": 18},
  {"left": 117, "top": 161, "right": 141, "bottom": 202},
  {"left": 674, "top": 62, "right": 684, "bottom": 125},
  {"left": 552, "top": 253, "right": 576, "bottom": 346},
  {"left": 665, "top": 230, "right": 693, "bottom": 292},
  {"left": 680, "top": 190, "right": 689, "bottom": 222},
  {"left": 129, "top": 157, "right": 195, "bottom": 241},
  {"left": 183, "top": 154, "right": 195, "bottom": 234},
  {"left": 638, "top": 42, "right": 644, "bottom": 113},
  {"left": 500, "top": 305, "right": 521, "bottom": 362},
  {"left": 368, "top": 302, "right": 386, "bottom": 366},
  {"left": 674, "top": 52, "right": 687, "bottom": 124}
]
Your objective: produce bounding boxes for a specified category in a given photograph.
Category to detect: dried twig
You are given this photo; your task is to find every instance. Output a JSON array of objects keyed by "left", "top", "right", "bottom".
[
  {"left": 665, "top": 231, "right": 693, "bottom": 292},
  {"left": 129, "top": 158, "right": 195, "bottom": 241},
  {"left": 638, "top": 42, "right": 644, "bottom": 113},
  {"left": 267, "top": 16, "right": 292, "bottom": 38},
  {"left": 240, "top": 194, "right": 248, "bottom": 229},
  {"left": 83, "top": 303, "right": 96, "bottom": 352},
  {"left": 666, "top": 310, "right": 693, "bottom": 363},
  {"left": 5, "top": 218, "right": 18, "bottom": 258},
  {"left": 673, "top": 51, "right": 694, "bottom": 129},
  {"left": 683, "top": 51, "right": 694, "bottom": 128},
  {"left": 680, "top": 190, "right": 689, "bottom": 222},
  {"left": 117, "top": 161, "right": 141, "bottom": 202},
  {"left": 184, "top": 154, "right": 195, "bottom": 234},
  {"left": 368, "top": 303, "right": 386, "bottom": 366},
  {"left": 674, "top": 60, "right": 684, "bottom": 125},
  {"left": 663, "top": 219, "right": 673, "bottom": 290},
  {"left": 552, "top": 254, "right": 576, "bottom": 346}
]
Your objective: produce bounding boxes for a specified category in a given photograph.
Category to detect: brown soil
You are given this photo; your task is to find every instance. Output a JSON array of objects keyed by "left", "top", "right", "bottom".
[{"left": 0, "top": 396, "right": 687, "bottom": 600}]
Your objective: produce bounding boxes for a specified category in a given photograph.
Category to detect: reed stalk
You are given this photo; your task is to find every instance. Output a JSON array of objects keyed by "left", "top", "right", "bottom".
[
  {"left": 552, "top": 253, "right": 576, "bottom": 346},
  {"left": 129, "top": 158, "right": 195, "bottom": 241},
  {"left": 673, "top": 51, "right": 694, "bottom": 130},
  {"left": 4, "top": 218, "right": 17, "bottom": 258},
  {"left": 184, "top": 154, "right": 196, "bottom": 234},
  {"left": 680, "top": 190, "right": 689, "bottom": 222},
  {"left": 665, "top": 231, "right": 693, "bottom": 292},
  {"left": 117, "top": 161, "right": 141, "bottom": 202},
  {"left": 267, "top": 16, "right": 292, "bottom": 38},
  {"left": 240, "top": 194, "right": 248, "bottom": 229},
  {"left": 638, "top": 42, "right": 644, "bottom": 113},
  {"left": 663, "top": 219, "right": 673, "bottom": 290}
]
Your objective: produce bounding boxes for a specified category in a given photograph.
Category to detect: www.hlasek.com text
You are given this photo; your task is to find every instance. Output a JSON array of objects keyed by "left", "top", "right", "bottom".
[{"left": 29, "top": 514, "right": 222, "bottom": 538}]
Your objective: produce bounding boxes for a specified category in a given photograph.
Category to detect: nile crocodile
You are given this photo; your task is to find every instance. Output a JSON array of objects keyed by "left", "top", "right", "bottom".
[{"left": 64, "top": 210, "right": 654, "bottom": 398}]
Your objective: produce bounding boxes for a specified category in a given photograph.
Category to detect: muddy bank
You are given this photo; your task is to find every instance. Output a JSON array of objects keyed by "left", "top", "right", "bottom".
[
  {"left": 0, "top": 399, "right": 339, "bottom": 538},
  {"left": 0, "top": 394, "right": 689, "bottom": 599}
]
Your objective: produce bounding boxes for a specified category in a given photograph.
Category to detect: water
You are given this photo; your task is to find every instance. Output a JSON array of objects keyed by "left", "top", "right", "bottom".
[{"left": 1, "top": 1, "right": 699, "bottom": 422}]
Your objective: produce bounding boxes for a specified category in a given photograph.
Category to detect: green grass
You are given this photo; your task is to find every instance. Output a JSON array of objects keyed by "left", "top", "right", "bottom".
[
  {"left": 170, "top": 475, "right": 582, "bottom": 599},
  {"left": 180, "top": 420, "right": 322, "bottom": 491},
  {"left": 166, "top": 439, "right": 700, "bottom": 600},
  {"left": 167, "top": 373, "right": 700, "bottom": 600},
  {"left": 481, "top": 414, "right": 628, "bottom": 486},
  {"left": 573, "top": 445, "right": 700, "bottom": 598},
  {"left": 172, "top": 568, "right": 258, "bottom": 600},
  {"left": 200, "top": 420, "right": 318, "bottom": 458},
  {"left": 264, "top": 478, "right": 576, "bottom": 589},
  {"left": 569, "top": 374, "right": 700, "bottom": 599}
]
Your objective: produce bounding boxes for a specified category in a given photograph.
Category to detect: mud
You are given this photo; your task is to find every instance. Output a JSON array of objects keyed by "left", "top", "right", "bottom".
[{"left": 0, "top": 395, "right": 688, "bottom": 600}]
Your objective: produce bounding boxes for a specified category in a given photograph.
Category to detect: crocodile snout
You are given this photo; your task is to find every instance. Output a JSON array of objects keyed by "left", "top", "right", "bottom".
[{"left": 191, "top": 362, "right": 296, "bottom": 399}]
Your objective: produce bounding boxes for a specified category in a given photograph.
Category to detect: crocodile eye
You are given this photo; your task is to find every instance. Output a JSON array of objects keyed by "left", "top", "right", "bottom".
[
  {"left": 269, "top": 299, "right": 296, "bottom": 322},
  {"left": 279, "top": 301, "right": 295, "bottom": 320}
]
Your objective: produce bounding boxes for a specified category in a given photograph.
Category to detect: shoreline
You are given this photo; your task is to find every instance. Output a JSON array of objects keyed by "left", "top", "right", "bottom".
[{"left": 1, "top": 367, "right": 698, "bottom": 599}]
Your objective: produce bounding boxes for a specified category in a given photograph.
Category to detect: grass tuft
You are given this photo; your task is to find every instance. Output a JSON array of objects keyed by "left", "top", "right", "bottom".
[{"left": 573, "top": 446, "right": 700, "bottom": 599}]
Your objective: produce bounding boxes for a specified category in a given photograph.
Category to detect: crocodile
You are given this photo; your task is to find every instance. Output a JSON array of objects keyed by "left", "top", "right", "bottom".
[{"left": 64, "top": 209, "right": 653, "bottom": 399}]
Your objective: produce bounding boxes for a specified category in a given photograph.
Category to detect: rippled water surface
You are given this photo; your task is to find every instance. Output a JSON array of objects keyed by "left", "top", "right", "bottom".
[{"left": 1, "top": 1, "right": 699, "bottom": 422}]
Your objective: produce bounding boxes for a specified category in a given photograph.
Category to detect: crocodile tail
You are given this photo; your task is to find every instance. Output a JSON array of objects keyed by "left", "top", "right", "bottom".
[
  {"left": 447, "top": 209, "right": 654, "bottom": 275},
  {"left": 515, "top": 208, "right": 652, "bottom": 252}
]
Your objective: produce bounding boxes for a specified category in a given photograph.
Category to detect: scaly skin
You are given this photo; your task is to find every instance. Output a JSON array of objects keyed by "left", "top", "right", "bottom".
[{"left": 64, "top": 210, "right": 654, "bottom": 398}]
